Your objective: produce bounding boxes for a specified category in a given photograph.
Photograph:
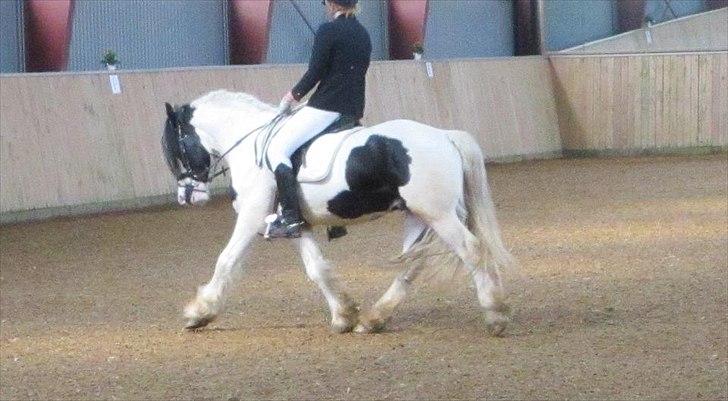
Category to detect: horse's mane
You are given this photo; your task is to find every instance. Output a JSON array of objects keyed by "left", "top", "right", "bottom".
[{"left": 191, "top": 90, "right": 275, "bottom": 113}]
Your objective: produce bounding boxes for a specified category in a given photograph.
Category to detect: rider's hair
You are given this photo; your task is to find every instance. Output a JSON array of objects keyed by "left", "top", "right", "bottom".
[{"left": 328, "top": 1, "right": 358, "bottom": 17}]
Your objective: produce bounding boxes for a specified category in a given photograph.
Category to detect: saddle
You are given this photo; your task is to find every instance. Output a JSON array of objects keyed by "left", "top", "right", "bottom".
[
  {"left": 290, "top": 115, "right": 361, "bottom": 180},
  {"left": 290, "top": 115, "right": 361, "bottom": 240}
]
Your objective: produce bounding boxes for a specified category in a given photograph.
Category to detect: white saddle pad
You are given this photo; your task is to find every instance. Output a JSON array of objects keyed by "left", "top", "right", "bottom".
[{"left": 297, "top": 127, "right": 363, "bottom": 183}]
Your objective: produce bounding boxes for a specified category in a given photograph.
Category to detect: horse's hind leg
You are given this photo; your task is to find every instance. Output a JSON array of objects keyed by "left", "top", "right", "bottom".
[
  {"left": 428, "top": 212, "right": 509, "bottom": 336},
  {"left": 355, "top": 261, "right": 424, "bottom": 333},
  {"left": 355, "top": 213, "right": 427, "bottom": 333},
  {"left": 297, "top": 231, "right": 358, "bottom": 333}
]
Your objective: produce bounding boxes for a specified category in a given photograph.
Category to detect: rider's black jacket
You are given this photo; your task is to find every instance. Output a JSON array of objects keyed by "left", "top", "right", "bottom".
[{"left": 291, "top": 14, "right": 372, "bottom": 120}]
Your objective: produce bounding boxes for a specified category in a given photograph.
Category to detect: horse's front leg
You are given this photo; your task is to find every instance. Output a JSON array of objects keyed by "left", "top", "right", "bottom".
[
  {"left": 296, "top": 231, "right": 358, "bottom": 333},
  {"left": 184, "top": 191, "right": 271, "bottom": 329}
]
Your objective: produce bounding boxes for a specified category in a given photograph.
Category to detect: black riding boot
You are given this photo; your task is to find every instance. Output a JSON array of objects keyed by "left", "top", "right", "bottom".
[{"left": 265, "top": 164, "right": 304, "bottom": 239}]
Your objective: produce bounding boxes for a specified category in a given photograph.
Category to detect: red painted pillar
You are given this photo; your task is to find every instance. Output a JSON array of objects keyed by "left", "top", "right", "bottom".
[
  {"left": 388, "top": 0, "right": 429, "bottom": 60},
  {"left": 25, "top": 0, "right": 75, "bottom": 72},
  {"left": 229, "top": 0, "right": 273, "bottom": 65}
]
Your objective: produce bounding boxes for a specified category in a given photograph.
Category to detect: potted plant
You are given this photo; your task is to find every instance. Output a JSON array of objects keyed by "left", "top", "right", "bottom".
[
  {"left": 101, "top": 50, "right": 120, "bottom": 70},
  {"left": 412, "top": 42, "right": 424, "bottom": 60}
]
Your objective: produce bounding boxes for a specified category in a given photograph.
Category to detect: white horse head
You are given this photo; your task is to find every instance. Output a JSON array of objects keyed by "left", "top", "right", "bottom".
[
  {"left": 162, "top": 91, "right": 279, "bottom": 206},
  {"left": 162, "top": 90, "right": 515, "bottom": 335}
]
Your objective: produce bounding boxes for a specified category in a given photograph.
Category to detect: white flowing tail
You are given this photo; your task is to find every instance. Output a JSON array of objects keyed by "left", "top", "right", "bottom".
[{"left": 446, "top": 130, "right": 516, "bottom": 271}]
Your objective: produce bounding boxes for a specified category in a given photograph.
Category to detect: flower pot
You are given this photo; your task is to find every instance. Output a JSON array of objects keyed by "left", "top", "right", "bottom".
[
  {"left": 106, "top": 64, "right": 117, "bottom": 71},
  {"left": 413, "top": 53, "right": 423, "bottom": 61}
]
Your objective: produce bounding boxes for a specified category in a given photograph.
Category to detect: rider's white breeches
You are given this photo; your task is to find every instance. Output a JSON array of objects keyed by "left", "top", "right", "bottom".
[{"left": 267, "top": 106, "right": 340, "bottom": 168}]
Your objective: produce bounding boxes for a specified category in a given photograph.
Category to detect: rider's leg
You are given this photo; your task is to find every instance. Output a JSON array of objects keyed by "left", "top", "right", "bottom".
[
  {"left": 266, "top": 106, "right": 339, "bottom": 238},
  {"left": 272, "top": 163, "right": 303, "bottom": 227},
  {"left": 267, "top": 106, "right": 341, "bottom": 169}
]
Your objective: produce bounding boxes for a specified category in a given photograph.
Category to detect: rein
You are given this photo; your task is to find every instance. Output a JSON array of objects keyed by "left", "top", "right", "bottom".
[{"left": 207, "top": 112, "right": 287, "bottom": 181}]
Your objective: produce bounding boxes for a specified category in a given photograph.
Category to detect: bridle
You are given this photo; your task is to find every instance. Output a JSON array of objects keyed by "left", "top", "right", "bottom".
[
  {"left": 172, "top": 120, "right": 212, "bottom": 205},
  {"left": 175, "top": 123, "right": 209, "bottom": 182},
  {"left": 173, "top": 109, "right": 293, "bottom": 204}
]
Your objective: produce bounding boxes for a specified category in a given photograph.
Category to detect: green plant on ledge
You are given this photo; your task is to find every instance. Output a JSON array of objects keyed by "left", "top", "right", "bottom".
[
  {"left": 101, "top": 50, "right": 120, "bottom": 66},
  {"left": 412, "top": 42, "right": 424, "bottom": 55}
]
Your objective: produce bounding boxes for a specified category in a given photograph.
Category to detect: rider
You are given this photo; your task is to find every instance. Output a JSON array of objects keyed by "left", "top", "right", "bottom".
[{"left": 266, "top": 0, "right": 372, "bottom": 239}]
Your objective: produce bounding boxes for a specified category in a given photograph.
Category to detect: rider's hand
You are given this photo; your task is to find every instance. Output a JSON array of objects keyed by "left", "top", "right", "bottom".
[{"left": 279, "top": 91, "right": 296, "bottom": 114}]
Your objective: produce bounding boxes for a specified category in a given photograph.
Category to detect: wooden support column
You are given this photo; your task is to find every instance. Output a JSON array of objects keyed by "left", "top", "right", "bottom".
[
  {"left": 616, "top": 0, "right": 646, "bottom": 32},
  {"left": 229, "top": 0, "right": 273, "bottom": 65},
  {"left": 388, "top": 0, "right": 428, "bottom": 60},
  {"left": 513, "top": 0, "right": 541, "bottom": 55},
  {"left": 25, "top": 0, "right": 74, "bottom": 72}
]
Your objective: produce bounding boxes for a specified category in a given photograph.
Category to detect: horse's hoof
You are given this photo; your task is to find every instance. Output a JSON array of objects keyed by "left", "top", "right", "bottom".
[
  {"left": 183, "top": 298, "right": 218, "bottom": 330},
  {"left": 484, "top": 310, "right": 510, "bottom": 337},
  {"left": 331, "top": 321, "right": 354, "bottom": 334},
  {"left": 330, "top": 312, "right": 357, "bottom": 333},
  {"left": 353, "top": 321, "right": 384, "bottom": 334},
  {"left": 185, "top": 316, "right": 214, "bottom": 330},
  {"left": 330, "top": 300, "right": 359, "bottom": 333},
  {"left": 353, "top": 313, "right": 387, "bottom": 334},
  {"left": 486, "top": 319, "right": 507, "bottom": 337},
  {"left": 353, "top": 323, "right": 371, "bottom": 334}
]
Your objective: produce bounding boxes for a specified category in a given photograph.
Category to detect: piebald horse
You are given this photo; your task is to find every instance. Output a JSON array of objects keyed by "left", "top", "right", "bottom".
[{"left": 162, "top": 90, "right": 514, "bottom": 335}]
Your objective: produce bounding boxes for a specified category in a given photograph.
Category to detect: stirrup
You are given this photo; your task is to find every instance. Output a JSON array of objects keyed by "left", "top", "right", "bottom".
[{"left": 264, "top": 214, "right": 303, "bottom": 239}]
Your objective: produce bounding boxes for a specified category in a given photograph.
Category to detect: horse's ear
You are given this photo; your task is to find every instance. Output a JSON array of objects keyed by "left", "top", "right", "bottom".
[
  {"left": 165, "top": 102, "right": 175, "bottom": 121},
  {"left": 180, "top": 104, "right": 194, "bottom": 123}
]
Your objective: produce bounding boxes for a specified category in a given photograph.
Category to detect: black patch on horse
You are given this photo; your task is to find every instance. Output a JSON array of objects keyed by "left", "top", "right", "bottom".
[{"left": 327, "top": 135, "right": 411, "bottom": 219}]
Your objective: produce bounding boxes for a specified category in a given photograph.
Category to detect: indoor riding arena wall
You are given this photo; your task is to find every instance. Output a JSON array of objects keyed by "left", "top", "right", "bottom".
[
  {"left": 0, "top": 57, "right": 560, "bottom": 223},
  {"left": 551, "top": 52, "right": 728, "bottom": 155},
  {"left": 2, "top": 52, "right": 727, "bottom": 224}
]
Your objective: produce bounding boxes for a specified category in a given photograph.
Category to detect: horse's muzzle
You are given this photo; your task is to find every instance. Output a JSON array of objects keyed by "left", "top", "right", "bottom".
[{"left": 177, "top": 178, "right": 210, "bottom": 206}]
